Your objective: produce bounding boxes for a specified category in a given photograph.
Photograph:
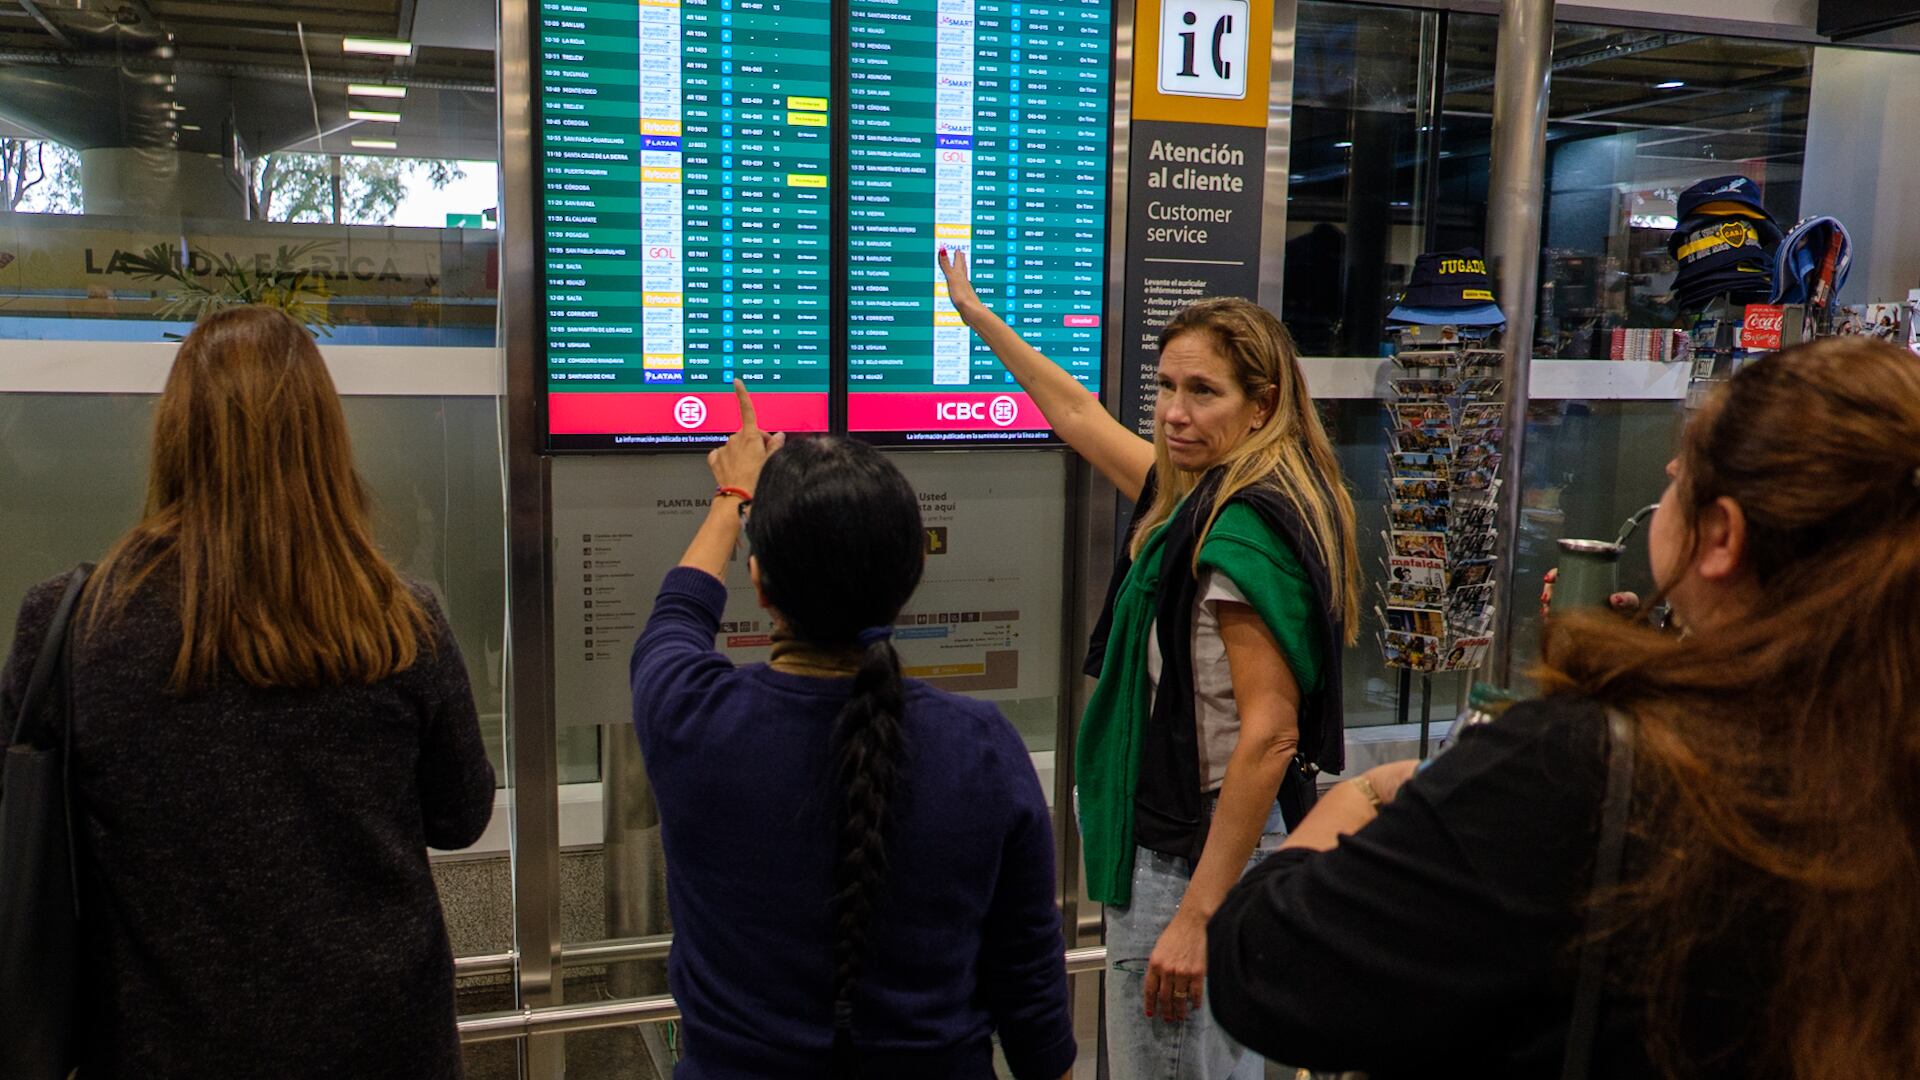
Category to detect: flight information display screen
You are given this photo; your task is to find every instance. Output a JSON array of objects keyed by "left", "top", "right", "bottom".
[
  {"left": 540, "top": 0, "right": 834, "bottom": 448},
  {"left": 535, "top": 0, "right": 1114, "bottom": 450},
  {"left": 845, "top": 0, "right": 1114, "bottom": 443}
]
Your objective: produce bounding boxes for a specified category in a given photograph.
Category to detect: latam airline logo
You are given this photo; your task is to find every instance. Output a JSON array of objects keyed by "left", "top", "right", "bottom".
[{"left": 934, "top": 396, "right": 1021, "bottom": 426}]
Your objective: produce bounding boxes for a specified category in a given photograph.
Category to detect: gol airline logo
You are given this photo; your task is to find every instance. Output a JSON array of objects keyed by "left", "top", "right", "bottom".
[
  {"left": 935, "top": 396, "right": 1021, "bottom": 427},
  {"left": 673, "top": 396, "right": 708, "bottom": 429}
]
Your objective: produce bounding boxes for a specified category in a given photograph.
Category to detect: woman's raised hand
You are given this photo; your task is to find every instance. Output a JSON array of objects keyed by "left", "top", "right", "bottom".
[
  {"left": 706, "top": 379, "right": 786, "bottom": 495},
  {"left": 937, "top": 246, "right": 987, "bottom": 323}
]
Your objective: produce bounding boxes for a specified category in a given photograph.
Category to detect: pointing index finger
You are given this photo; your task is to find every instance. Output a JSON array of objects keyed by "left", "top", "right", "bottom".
[{"left": 732, "top": 378, "right": 759, "bottom": 432}]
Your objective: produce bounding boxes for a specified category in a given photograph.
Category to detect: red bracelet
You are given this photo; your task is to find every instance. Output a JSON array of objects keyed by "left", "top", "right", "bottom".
[{"left": 714, "top": 485, "right": 754, "bottom": 505}]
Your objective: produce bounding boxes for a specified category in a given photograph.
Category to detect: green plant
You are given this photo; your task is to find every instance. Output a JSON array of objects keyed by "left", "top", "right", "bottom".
[{"left": 118, "top": 241, "right": 338, "bottom": 338}]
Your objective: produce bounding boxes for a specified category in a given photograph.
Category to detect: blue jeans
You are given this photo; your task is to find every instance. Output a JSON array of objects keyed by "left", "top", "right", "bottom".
[{"left": 1102, "top": 806, "right": 1285, "bottom": 1080}]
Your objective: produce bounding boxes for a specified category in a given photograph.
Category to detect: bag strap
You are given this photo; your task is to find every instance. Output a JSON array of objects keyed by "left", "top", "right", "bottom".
[
  {"left": 9, "top": 567, "right": 92, "bottom": 751},
  {"left": 1561, "top": 707, "right": 1637, "bottom": 1080}
]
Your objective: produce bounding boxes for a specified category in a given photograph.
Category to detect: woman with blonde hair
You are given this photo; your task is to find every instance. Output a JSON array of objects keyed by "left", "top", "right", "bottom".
[
  {"left": 1207, "top": 336, "right": 1920, "bottom": 1079},
  {"left": 1, "top": 306, "right": 495, "bottom": 1078},
  {"left": 940, "top": 251, "right": 1360, "bottom": 1079}
]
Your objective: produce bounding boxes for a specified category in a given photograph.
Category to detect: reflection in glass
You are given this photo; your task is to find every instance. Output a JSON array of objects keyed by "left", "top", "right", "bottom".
[
  {"left": 1286, "top": 3, "right": 1442, "bottom": 357},
  {"left": 0, "top": 10, "right": 500, "bottom": 344},
  {"left": 1531, "top": 29, "right": 1812, "bottom": 357}
]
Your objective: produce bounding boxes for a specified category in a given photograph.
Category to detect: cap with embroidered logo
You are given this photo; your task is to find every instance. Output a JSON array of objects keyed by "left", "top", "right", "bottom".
[
  {"left": 1388, "top": 248, "right": 1505, "bottom": 326},
  {"left": 1668, "top": 177, "right": 1784, "bottom": 313}
]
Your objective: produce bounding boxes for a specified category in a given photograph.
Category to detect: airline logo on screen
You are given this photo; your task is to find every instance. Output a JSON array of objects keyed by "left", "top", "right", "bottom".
[{"left": 1158, "top": 0, "right": 1249, "bottom": 100}]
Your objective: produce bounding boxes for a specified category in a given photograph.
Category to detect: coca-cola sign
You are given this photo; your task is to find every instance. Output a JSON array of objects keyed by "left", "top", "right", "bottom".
[{"left": 1742, "top": 304, "right": 1785, "bottom": 351}]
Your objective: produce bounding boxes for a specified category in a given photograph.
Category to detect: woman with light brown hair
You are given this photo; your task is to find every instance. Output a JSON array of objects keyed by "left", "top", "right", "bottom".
[
  {"left": 941, "top": 251, "right": 1359, "bottom": 1080},
  {"left": 0, "top": 306, "right": 495, "bottom": 1078},
  {"left": 1207, "top": 336, "right": 1920, "bottom": 1079}
]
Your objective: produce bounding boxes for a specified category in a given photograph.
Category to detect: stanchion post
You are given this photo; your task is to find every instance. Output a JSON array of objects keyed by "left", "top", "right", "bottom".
[{"left": 1486, "top": 0, "right": 1556, "bottom": 686}]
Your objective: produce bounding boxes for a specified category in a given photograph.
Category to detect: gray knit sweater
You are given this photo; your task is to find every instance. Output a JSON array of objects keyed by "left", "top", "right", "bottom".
[{"left": 1, "top": 572, "right": 495, "bottom": 1079}]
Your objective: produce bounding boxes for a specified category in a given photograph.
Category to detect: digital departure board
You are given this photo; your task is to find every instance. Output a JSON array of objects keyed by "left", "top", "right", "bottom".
[
  {"left": 535, "top": 0, "right": 1115, "bottom": 450},
  {"left": 540, "top": 0, "right": 834, "bottom": 448},
  {"left": 846, "top": 0, "right": 1114, "bottom": 443}
]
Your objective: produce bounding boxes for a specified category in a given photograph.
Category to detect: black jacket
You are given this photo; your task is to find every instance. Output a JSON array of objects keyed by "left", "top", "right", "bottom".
[
  {"left": 1207, "top": 697, "right": 1776, "bottom": 1079},
  {"left": 1086, "top": 466, "right": 1346, "bottom": 865},
  {"left": 0, "top": 573, "right": 496, "bottom": 1080}
]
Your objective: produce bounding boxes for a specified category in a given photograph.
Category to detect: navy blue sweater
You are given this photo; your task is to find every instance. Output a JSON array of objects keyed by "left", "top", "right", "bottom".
[{"left": 630, "top": 568, "right": 1076, "bottom": 1079}]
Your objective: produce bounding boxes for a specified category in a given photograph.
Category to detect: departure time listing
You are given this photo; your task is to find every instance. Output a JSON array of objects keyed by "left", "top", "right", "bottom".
[{"left": 540, "top": 0, "right": 833, "bottom": 445}]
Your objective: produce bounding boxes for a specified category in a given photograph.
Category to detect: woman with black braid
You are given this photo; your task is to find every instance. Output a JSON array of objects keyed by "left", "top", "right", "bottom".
[{"left": 630, "top": 383, "right": 1077, "bottom": 1079}]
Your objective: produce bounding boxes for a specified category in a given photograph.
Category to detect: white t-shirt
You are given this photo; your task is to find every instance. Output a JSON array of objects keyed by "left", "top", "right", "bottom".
[{"left": 1145, "top": 568, "right": 1249, "bottom": 793}]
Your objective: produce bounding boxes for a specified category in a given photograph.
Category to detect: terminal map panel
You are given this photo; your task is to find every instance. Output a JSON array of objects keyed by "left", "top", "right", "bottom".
[
  {"left": 845, "top": 0, "right": 1114, "bottom": 443},
  {"left": 540, "top": 0, "right": 833, "bottom": 447}
]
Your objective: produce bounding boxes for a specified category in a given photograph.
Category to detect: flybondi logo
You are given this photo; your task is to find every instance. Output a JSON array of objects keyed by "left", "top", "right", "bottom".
[
  {"left": 1158, "top": 0, "right": 1249, "bottom": 100},
  {"left": 673, "top": 396, "right": 708, "bottom": 429},
  {"left": 934, "top": 396, "right": 1021, "bottom": 427}
]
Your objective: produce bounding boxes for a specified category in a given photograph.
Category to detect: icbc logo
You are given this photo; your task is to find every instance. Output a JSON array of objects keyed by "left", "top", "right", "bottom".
[
  {"left": 936, "top": 401, "right": 987, "bottom": 421},
  {"left": 673, "top": 396, "right": 708, "bottom": 429},
  {"left": 935, "top": 397, "right": 1021, "bottom": 427}
]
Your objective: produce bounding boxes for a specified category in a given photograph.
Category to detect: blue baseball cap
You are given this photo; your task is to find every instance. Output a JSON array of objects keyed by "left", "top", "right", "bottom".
[{"left": 1677, "top": 175, "right": 1771, "bottom": 221}]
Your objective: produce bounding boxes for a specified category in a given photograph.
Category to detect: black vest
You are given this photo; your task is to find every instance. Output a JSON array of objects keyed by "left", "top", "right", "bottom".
[{"left": 1085, "top": 467, "right": 1347, "bottom": 864}]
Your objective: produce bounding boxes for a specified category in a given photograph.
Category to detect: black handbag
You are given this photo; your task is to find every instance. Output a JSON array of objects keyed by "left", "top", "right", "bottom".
[
  {"left": 0, "top": 567, "right": 94, "bottom": 1080},
  {"left": 1276, "top": 753, "right": 1320, "bottom": 831}
]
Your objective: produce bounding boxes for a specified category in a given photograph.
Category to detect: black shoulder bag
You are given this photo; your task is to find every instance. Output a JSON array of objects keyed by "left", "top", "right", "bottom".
[{"left": 0, "top": 567, "right": 94, "bottom": 1080}]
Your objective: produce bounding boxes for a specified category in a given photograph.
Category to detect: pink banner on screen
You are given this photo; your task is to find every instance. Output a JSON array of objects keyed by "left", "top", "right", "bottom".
[
  {"left": 848, "top": 390, "right": 1091, "bottom": 432},
  {"left": 549, "top": 391, "right": 830, "bottom": 435}
]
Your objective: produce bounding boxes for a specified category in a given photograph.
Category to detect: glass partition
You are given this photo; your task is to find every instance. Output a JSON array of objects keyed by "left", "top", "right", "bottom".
[
  {"left": 1285, "top": 1, "right": 1442, "bottom": 357},
  {"left": 1283, "top": 5, "right": 1815, "bottom": 361},
  {"left": 1534, "top": 28, "right": 1812, "bottom": 357},
  {"left": 0, "top": 4, "right": 517, "bottom": 1062},
  {"left": 0, "top": 16, "right": 499, "bottom": 344}
]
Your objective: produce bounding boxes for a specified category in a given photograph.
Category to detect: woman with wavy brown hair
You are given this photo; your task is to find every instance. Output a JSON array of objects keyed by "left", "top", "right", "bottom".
[
  {"left": 1206, "top": 336, "right": 1920, "bottom": 1079},
  {"left": 941, "top": 250, "right": 1360, "bottom": 1080},
  {"left": 0, "top": 306, "right": 495, "bottom": 1079}
]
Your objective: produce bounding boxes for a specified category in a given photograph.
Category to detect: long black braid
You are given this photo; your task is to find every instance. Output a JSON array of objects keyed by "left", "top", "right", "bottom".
[
  {"left": 828, "top": 636, "right": 905, "bottom": 1075},
  {"left": 742, "top": 436, "right": 924, "bottom": 1077}
]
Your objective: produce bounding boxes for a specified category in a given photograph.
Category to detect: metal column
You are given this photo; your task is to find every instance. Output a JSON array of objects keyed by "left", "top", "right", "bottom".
[
  {"left": 497, "top": 0, "right": 566, "bottom": 1074},
  {"left": 602, "top": 724, "right": 675, "bottom": 1077},
  {"left": 1485, "top": 0, "right": 1555, "bottom": 686},
  {"left": 1256, "top": 0, "right": 1301, "bottom": 314}
]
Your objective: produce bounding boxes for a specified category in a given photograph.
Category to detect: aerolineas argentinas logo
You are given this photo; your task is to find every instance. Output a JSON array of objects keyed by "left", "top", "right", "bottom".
[{"left": 1158, "top": 0, "right": 1249, "bottom": 100}]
